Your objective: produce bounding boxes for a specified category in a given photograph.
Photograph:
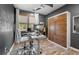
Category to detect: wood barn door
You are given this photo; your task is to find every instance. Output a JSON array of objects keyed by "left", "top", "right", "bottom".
[{"left": 48, "top": 12, "right": 70, "bottom": 48}]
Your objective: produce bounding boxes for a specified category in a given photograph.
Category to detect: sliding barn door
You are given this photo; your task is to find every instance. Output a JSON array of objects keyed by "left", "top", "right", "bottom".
[{"left": 48, "top": 12, "right": 68, "bottom": 48}]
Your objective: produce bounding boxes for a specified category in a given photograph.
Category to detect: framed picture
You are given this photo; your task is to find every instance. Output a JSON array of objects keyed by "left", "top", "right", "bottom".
[{"left": 73, "top": 15, "right": 79, "bottom": 33}]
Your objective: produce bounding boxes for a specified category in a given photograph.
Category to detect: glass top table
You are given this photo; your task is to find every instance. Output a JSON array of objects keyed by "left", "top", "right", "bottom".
[{"left": 16, "top": 32, "right": 46, "bottom": 55}]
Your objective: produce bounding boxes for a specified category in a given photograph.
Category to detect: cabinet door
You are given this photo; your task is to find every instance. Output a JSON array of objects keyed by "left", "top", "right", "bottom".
[
  {"left": 50, "top": 20, "right": 56, "bottom": 41},
  {"left": 48, "top": 18, "right": 56, "bottom": 41},
  {"left": 48, "top": 19, "right": 52, "bottom": 41},
  {"left": 55, "top": 14, "right": 67, "bottom": 47}
]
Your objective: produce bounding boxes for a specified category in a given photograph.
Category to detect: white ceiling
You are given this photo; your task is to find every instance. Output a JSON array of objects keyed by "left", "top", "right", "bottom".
[{"left": 14, "top": 4, "right": 65, "bottom": 15}]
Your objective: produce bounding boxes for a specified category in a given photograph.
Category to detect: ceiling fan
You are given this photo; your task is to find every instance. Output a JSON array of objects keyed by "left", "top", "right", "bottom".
[{"left": 33, "top": 4, "right": 53, "bottom": 12}]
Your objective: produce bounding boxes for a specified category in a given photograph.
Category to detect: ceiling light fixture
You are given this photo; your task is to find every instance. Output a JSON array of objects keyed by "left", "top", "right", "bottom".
[
  {"left": 33, "top": 4, "right": 45, "bottom": 12},
  {"left": 32, "top": 4, "right": 53, "bottom": 14}
]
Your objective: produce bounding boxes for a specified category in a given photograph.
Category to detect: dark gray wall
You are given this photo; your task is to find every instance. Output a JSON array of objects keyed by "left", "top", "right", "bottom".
[
  {"left": 39, "top": 14, "right": 45, "bottom": 22},
  {"left": 0, "top": 4, "right": 15, "bottom": 54},
  {"left": 46, "top": 4, "right": 79, "bottom": 49}
]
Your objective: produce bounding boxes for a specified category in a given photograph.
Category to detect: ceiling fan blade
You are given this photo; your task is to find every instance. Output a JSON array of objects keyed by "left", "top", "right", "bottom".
[
  {"left": 36, "top": 8, "right": 41, "bottom": 10},
  {"left": 45, "top": 4, "right": 53, "bottom": 8},
  {"left": 33, "top": 7, "right": 41, "bottom": 11}
]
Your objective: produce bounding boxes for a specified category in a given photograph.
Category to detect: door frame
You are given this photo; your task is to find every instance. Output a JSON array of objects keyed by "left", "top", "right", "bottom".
[{"left": 48, "top": 11, "right": 71, "bottom": 49}]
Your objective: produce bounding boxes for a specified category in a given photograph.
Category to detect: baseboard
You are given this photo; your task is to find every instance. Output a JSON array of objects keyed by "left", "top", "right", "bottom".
[
  {"left": 47, "top": 39, "right": 67, "bottom": 50},
  {"left": 7, "top": 43, "right": 14, "bottom": 55},
  {"left": 70, "top": 47, "right": 79, "bottom": 52}
]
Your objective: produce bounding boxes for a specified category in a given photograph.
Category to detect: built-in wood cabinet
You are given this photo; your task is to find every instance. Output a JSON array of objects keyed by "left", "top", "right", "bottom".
[{"left": 48, "top": 12, "right": 70, "bottom": 48}]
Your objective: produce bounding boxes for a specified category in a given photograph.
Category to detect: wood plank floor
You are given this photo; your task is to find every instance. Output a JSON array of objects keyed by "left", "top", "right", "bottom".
[{"left": 10, "top": 39, "right": 79, "bottom": 55}]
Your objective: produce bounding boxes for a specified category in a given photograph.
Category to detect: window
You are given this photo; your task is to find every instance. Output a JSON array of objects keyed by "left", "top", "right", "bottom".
[
  {"left": 19, "top": 23, "right": 27, "bottom": 31},
  {"left": 73, "top": 15, "right": 79, "bottom": 33}
]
